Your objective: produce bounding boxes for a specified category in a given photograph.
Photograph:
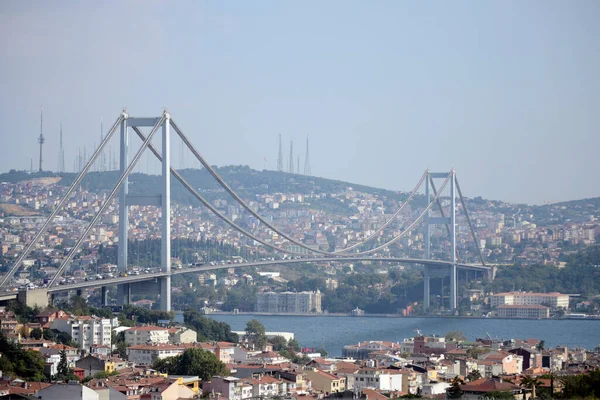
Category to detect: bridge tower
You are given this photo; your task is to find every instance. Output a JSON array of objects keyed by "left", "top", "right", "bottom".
[
  {"left": 423, "top": 170, "right": 458, "bottom": 313},
  {"left": 117, "top": 113, "right": 172, "bottom": 311}
]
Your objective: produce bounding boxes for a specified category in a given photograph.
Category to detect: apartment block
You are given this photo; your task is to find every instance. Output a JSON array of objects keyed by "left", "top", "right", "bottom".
[
  {"left": 490, "top": 292, "right": 569, "bottom": 310},
  {"left": 50, "top": 316, "right": 112, "bottom": 348},
  {"left": 125, "top": 326, "right": 170, "bottom": 346},
  {"left": 255, "top": 291, "right": 322, "bottom": 313},
  {"left": 497, "top": 305, "right": 550, "bottom": 319}
]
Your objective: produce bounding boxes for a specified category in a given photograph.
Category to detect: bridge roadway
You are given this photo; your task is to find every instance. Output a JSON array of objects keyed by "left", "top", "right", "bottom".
[{"left": 0, "top": 256, "right": 490, "bottom": 304}]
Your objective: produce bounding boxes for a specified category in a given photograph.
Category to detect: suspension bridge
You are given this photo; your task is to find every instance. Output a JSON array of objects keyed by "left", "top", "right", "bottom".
[{"left": 0, "top": 110, "right": 492, "bottom": 313}]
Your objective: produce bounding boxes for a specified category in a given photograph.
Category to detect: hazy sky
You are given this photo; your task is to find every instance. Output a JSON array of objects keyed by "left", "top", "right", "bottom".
[{"left": 1, "top": 1, "right": 599, "bottom": 205}]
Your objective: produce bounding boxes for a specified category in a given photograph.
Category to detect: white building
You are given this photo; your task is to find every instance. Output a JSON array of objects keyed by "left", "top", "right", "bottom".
[
  {"left": 126, "top": 344, "right": 184, "bottom": 365},
  {"left": 202, "top": 376, "right": 253, "bottom": 400},
  {"left": 497, "top": 305, "right": 550, "bottom": 319},
  {"left": 490, "top": 292, "right": 569, "bottom": 310},
  {"left": 168, "top": 327, "right": 197, "bottom": 344},
  {"left": 125, "top": 326, "right": 170, "bottom": 346},
  {"left": 255, "top": 291, "right": 322, "bottom": 313},
  {"left": 50, "top": 316, "right": 112, "bottom": 349},
  {"left": 352, "top": 368, "right": 421, "bottom": 394}
]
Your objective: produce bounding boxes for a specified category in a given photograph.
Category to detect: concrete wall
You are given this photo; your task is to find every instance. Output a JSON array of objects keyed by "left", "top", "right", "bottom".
[{"left": 17, "top": 288, "right": 49, "bottom": 308}]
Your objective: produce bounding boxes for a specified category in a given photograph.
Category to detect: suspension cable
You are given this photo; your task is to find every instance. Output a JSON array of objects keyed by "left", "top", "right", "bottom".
[
  {"left": 351, "top": 173, "right": 452, "bottom": 255},
  {"left": 455, "top": 177, "right": 487, "bottom": 266},
  {"left": 48, "top": 115, "right": 166, "bottom": 287},
  {"left": 131, "top": 127, "right": 313, "bottom": 256},
  {"left": 170, "top": 119, "right": 427, "bottom": 256},
  {"left": 0, "top": 114, "right": 125, "bottom": 288},
  {"left": 333, "top": 171, "right": 427, "bottom": 253}
]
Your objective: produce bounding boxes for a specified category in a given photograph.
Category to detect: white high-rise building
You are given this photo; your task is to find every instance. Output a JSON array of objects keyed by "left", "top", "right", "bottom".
[{"left": 50, "top": 316, "right": 112, "bottom": 349}]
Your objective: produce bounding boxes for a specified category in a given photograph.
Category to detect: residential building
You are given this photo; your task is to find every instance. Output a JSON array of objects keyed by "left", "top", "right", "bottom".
[
  {"left": 497, "top": 305, "right": 550, "bottom": 319},
  {"left": 49, "top": 316, "right": 112, "bottom": 348},
  {"left": 342, "top": 341, "right": 401, "bottom": 360},
  {"left": 456, "top": 377, "right": 527, "bottom": 400},
  {"left": 35, "top": 309, "right": 68, "bottom": 328},
  {"left": 126, "top": 344, "right": 184, "bottom": 365},
  {"left": 352, "top": 368, "right": 421, "bottom": 395},
  {"left": 146, "top": 380, "right": 196, "bottom": 400},
  {"left": 255, "top": 291, "right": 322, "bottom": 313},
  {"left": 490, "top": 292, "right": 569, "bottom": 310},
  {"left": 36, "top": 384, "right": 100, "bottom": 400},
  {"left": 202, "top": 376, "right": 253, "bottom": 400},
  {"left": 414, "top": 335, "right": 457, "bottom": 355},
  {"left": 304, "top": 368, "right": 346, "bottom": 394},
  {"left": 76, "top": 355, "right": 120, "bottom": 378},
  {"left": 167, "top": 327, "right": 196, "bottom": 344},
  {"left": 124, "top": 326, "right": 169, "bottom": 346}
]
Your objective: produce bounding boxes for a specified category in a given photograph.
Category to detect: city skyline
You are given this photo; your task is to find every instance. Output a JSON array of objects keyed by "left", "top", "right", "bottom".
[{"left": 1, "top": 1, "right": 599, "bottom": 204}]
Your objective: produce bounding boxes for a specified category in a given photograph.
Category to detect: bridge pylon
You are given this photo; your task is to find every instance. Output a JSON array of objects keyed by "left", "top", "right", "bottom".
[
  {"left": 117, "top": 113, "right": 172, "bottom": 311},
  {"left": 423, "top": 170, "right": 458, "bottom": 313},
  {"left": 0, "top": 111, "right": 174, "bottom": 311}
]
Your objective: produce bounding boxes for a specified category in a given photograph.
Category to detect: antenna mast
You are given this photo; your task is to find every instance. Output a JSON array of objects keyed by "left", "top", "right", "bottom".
[
  {"left": 304, "top": 136, "right": 311, "bottom": 176},
  {"left": 288, "top": 140, "right": 294, "bottom": 173},
  {"left": 277, "top": 134, "right": 283, "bottom": 172},
  {"left": 38, "top": 106, "right": 45, "bottom": 172},
  {"left": 58, "top": 123, "right": 65, "bottom": 173}
]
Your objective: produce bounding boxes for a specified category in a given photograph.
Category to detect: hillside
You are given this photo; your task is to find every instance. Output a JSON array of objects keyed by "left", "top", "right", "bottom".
[
  {"left": 0, "top": 167, "right": 422, "bottom": 209},
  {"left": 1, "top": 168, "right": 599, "bottom": 224}
]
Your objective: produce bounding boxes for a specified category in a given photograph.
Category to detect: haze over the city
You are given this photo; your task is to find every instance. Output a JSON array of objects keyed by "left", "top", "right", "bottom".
[{"left": 1, "top": 1, "right": 599, "bottom": 205}]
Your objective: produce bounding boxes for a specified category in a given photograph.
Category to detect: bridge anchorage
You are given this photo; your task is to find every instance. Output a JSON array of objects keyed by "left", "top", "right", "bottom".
[{"left": 0, "top": 110, "right": 491, "bottom": 313}]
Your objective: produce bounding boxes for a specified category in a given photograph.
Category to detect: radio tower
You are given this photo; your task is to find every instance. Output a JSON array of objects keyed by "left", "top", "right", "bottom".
[
  {"left": 58, "top": 123, "right": 65, "bottom": 173},
  {"left": 38, "top": 106, "right": 45, "bottom": 172},
  {"left": 277, "top": 134, "right": 283, "bottom": 172},
  {"left": 303, "top": 136, "right": 311, "bottom": 176},
  {"left": 100, "top": 119, "right": 106, "bottom": 172},
  {"left": 288, "top": 141, "right": 294, "bottom": 173}
]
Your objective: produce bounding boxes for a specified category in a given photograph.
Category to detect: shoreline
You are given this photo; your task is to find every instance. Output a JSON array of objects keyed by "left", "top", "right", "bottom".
[{"left": 203, "top": 311, "right": 600, "bottom": 321}]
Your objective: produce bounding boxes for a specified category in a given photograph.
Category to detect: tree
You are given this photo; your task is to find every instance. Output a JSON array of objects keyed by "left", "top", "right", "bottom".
[
  {"left": 466, "top": 369, "right": 482, "bottom": 382},
  {"left": 445, "top": 330, "right": 467, "bottom": 342},
  {"left": 56, "top": 348, "right": 70, "bottom": 380},
  {"left": 536, "top": 340, "right": 545, "bottom": 351},
  {"left": 521, "top": 376, "right": 539, "bottom": 399},
  {"left": 0, "top": 332, "right": 45, "bottom": 381},
  {"left": 152, "top": 348, "right": 228, "bottom": 381},
  {"left": 316, "top": 347, "right": 328, "bottom": 357},
  {"left": 70, "top": 295, "right": 89, "bottom": 316},
  {"left": 116, "top": 341, "right": 128, "bottom": 359},
  {"left": 245, "top": 319, "right": 267, "bottom": 350},
  {"left": 30, "top": 327, "right": 43, "bottom": 340},
  {"left": 287, "top": 338, "right": 301, "bottom": 352},
  {"left": 447, "top": 376, "right": 463, "bottom": 399},
  {"left": 183, "top": 309, "right": 238, "bottom": 342},
  {"left": 43, "top": 328, "right": 77, "bottom": 347},
  {"left": 269, "top": 335, "right": 288, "bottom": 351}
]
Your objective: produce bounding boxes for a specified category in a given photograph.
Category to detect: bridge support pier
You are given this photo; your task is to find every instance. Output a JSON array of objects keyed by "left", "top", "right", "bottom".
[
  {"left": 101, "top": 286, "right": 108, "bottom": 307},
  {"left": 17, "top": 288, "right": 49, "bottom": 308},
  {"left": 159, "top": 276, "right": 171, "bottom": 311},
  {"left": 117, "top": 283, "right": 132, "bottom": 305},
  {"left": 423, "top": 268, "right": 430, "bottom": 311}
]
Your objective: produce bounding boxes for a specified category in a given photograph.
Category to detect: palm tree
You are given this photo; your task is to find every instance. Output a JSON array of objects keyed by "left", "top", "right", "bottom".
[
  {"left": 536, "top": 340, "right": 545, "bottom": 351},
  {"left": 521, "top": 375, "right": 539, "bottom": 399}
]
